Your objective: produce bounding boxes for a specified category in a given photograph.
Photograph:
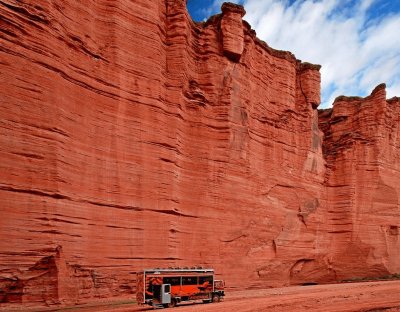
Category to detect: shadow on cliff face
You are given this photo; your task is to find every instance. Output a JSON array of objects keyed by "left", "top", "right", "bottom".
[
  {"left": 0, "top": 248, "right": 61, "bottom": 305},
  {"left": 0, "top": 246, "right": 113, "bottom": 305}
]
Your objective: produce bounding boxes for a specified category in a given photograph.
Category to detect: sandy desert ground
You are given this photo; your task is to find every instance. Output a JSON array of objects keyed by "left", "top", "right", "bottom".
[{"left": 3, "top": 280, "right": 400, "bottom": 312}]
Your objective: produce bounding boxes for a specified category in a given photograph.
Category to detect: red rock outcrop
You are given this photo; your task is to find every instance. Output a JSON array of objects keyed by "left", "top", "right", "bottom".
[
  {"left": 220, "top": 3, "right": 245, "bottom": 62},
  {"left": 319, "top": 84, "right": 400, "bottom": 280},
  {"left": 0, "top": 0, "right": 399, "bottom": 308}
]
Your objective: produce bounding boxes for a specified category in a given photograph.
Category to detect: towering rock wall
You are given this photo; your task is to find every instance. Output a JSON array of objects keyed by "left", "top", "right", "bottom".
[
  {"left": 0, "top": 0, "right": 399, "bottom": 307},
  {"left": 319, "top": 85, "right": 400, "bottom": 280},
  {"left": 1, "top": 0, "right": 169, "bottom": 304},
  {"left": 162, "top": 1, "right": 328, "bottom": 289}
]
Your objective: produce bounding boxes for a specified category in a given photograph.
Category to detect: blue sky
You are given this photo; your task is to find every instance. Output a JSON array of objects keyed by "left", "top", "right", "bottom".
[{"left": 187, "top": 0, "right": 400, "bottom": 107}]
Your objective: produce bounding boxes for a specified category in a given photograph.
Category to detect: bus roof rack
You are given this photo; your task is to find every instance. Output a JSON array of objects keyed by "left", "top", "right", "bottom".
[{"left": 143, "top": 268, "right": 214, "bottom": 273}]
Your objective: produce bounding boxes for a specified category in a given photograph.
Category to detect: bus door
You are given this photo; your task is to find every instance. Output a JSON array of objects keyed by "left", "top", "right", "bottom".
[
  {"left": 161, "top": 284, "right": 171, "bottom": 304},
  {"left": 152, "top": 283, "right": 171, "bottom": 305}
]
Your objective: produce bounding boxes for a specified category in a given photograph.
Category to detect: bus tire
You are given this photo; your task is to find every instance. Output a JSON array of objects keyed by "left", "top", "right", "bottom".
[
  {"left": 167, "top": 299, "right": 176, "bottom": 308},
  {"left": 212, "top": 294, "right": 220, "bottom": 303}
]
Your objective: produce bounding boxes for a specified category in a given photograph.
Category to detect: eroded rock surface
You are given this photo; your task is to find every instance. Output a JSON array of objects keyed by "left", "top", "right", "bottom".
[
  {"left": 318, "top": 84, "right": 400, "bottom": 280},
  {"left": 0, "top": 0, "right": 399, "bottom": 307},
  {"left": 220, "top": 3, "right": 246, "bottom": 62}
]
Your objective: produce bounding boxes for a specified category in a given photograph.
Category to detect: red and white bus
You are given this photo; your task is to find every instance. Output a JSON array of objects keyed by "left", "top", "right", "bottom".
[{"left": 136, "top": 268, "right": 225, "bottom": 308}]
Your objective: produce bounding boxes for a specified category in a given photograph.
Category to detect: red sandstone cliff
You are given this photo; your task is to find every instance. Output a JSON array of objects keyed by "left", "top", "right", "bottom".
[
  {"left": 319, "top": 84, "right": 400, "bottom": 280},
  {"left": 0, "top": 0, "right": 399, "bottom": 307}
]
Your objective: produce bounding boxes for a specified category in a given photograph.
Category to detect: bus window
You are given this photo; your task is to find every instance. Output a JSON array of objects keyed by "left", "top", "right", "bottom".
[
  {"left": 163, "top": 277, "right": 180, "bottom": 286},
  {"left": 182, "top": 276, "right": 198, "bottom": 285},
  {"left": 199, "top": 276, "right": 213, "bottom": 284}
]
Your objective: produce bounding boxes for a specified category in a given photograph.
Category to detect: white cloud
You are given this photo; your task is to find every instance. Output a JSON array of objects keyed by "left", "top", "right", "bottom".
[{"left": 241, "top": 0, "right": 400, "bottom": 107}]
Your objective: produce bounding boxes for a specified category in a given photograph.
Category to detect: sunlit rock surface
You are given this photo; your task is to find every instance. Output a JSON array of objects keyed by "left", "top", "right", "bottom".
[
  {"left": 318, "top": 84, "right": 400, "bottom": 280},
  {"left": 0, "top": 0, "right": 399, "bottom": 307}
]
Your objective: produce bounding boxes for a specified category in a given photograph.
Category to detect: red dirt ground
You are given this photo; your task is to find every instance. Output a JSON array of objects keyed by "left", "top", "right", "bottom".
[{"left": 3, "top": 280, "right": 400, "bottom": 312}]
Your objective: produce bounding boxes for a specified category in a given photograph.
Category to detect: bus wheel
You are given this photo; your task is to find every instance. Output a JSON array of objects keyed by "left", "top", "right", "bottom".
[
  {"left": 212, "top": 294, "right": 220, "bottom": 303},
  {"left": 167, "top": 299, "right": 176, "bottom": 308}
]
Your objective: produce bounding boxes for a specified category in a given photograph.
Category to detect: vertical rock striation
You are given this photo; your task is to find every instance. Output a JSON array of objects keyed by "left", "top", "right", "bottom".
[
  {"left": 319, "top": 84, "right": 400, "bottom": 280},
  {"left": 0, "top": 0, "right": 399, "bottom": 308},
  {"left": 220, "top": 3, "right": 245, "bottom": 62}
]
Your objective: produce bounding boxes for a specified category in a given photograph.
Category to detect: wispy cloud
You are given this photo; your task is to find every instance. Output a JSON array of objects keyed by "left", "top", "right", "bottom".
[{"left": 236, "top": 0, "right": 400, "bottom": 107}]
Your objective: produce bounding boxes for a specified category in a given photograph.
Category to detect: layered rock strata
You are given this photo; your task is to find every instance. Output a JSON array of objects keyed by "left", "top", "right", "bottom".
[
  {"left": 319, "top": 84, "right": 400, "bottom": 280},
  {"left": 0, "top": 0, "right": 399, "bottom": 307}
]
